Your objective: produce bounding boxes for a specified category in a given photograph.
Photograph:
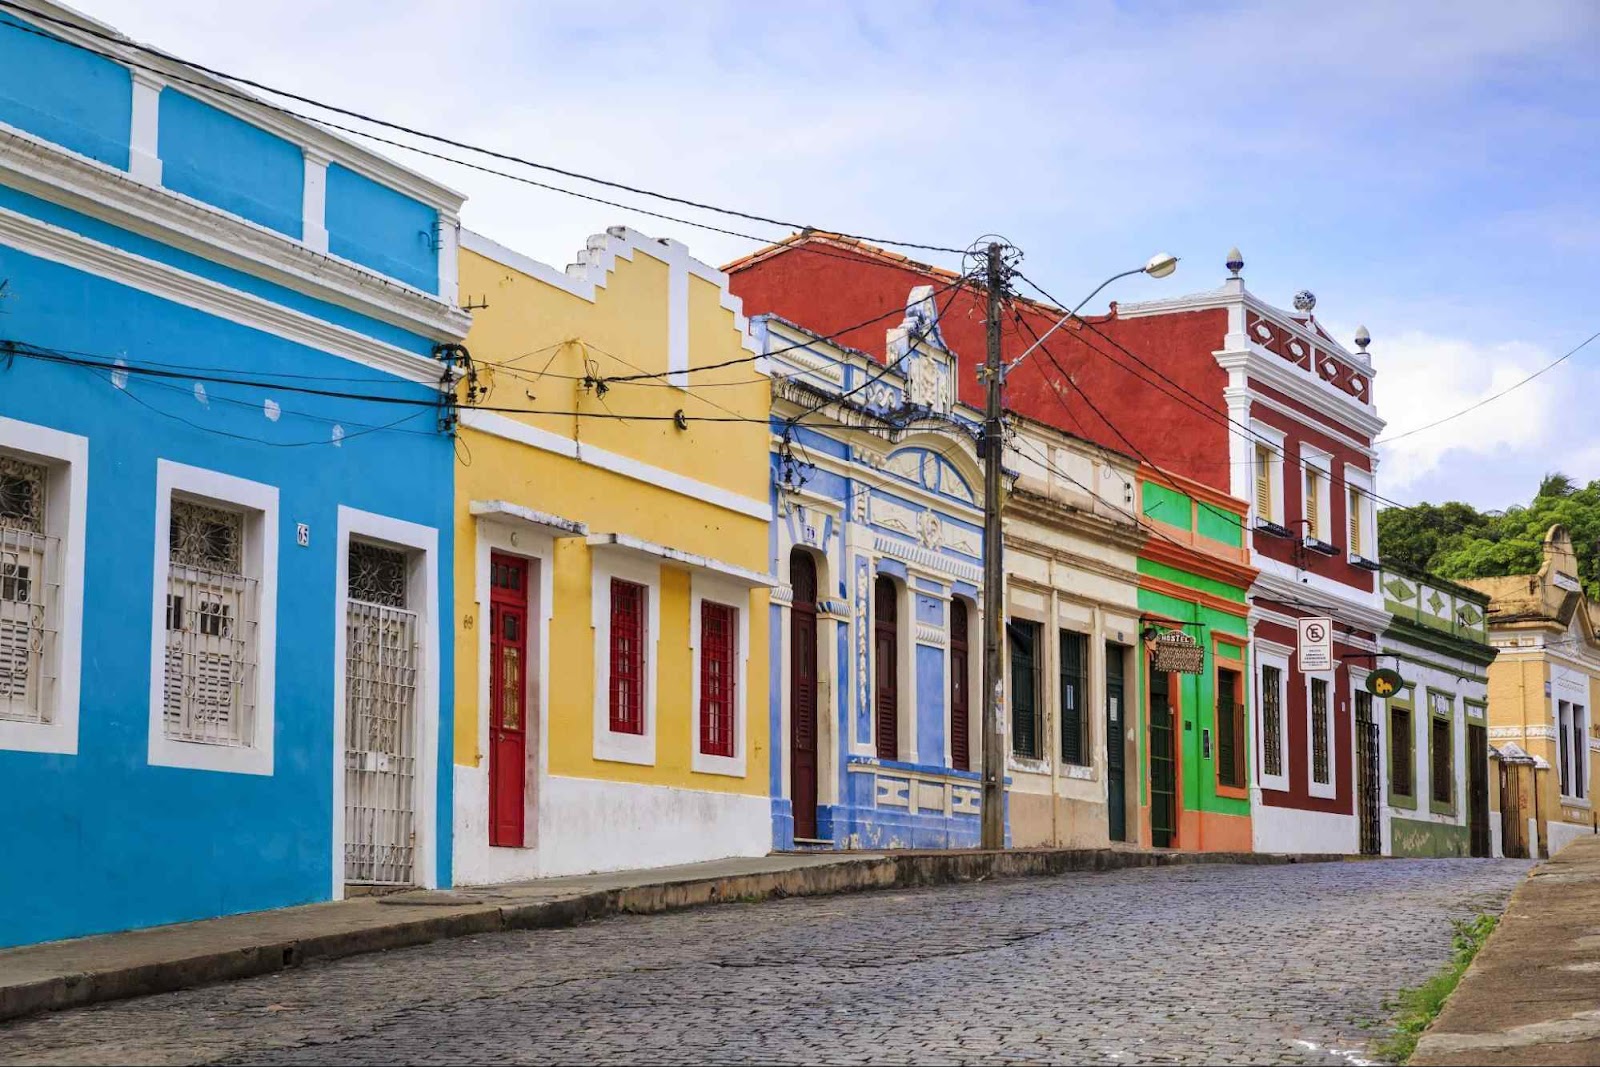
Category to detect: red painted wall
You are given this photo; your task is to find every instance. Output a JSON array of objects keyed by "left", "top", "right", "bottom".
[{"left": 728, "top": 243, "right": 1233, "bottom": 489}]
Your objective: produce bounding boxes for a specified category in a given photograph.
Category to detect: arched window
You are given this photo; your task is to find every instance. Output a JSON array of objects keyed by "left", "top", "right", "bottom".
[{"left": 874, "top": 575, "right": 899, "bottom": 761}]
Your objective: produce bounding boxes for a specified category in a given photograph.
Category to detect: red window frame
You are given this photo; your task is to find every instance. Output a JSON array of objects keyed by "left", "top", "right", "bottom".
[
  {"left": 699, "top": 601, "right": 738, "bottom": 758},
  {"left": 609, "top": 578, "right": 647, "bottom": 735}
]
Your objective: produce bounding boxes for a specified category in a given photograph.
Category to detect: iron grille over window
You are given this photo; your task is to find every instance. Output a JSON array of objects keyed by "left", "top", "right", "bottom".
[
  {"left": 1310, "top": 678, "right": 1330, "bottom": 785},
  {"left": 1431, "top": 713, "right": 1453, "bottom": 805},
  {"left": 165, "top": 499, "right": 256, "bottom": 746},
  {"left": 699, "top": 602, "right": 737, "bottom": 758},
  {"left": 1216, "top": 668, "right": 1245, "bottom": 787},
  {"left": 1060, "top": 630, "right": 1088, "bottom": 766},
  {"left": 1261, "top": 665, "right": 1283, "bottom": 779},
  {"left": 349, "top": 541, "right": 408, "bottom": 608},
  {"left": 0, "top": 455, "right": 56, "bottom": 724},
  {"left": 1574, "top": 706, "right": 1588, "bottom": 799},
  {"left": 1009, "top": 619, "right": 1041, "bottom": 760},
  {"left": 609, "top": 578, "right": 647, "bottom": 735},
  {"left": 1392, "top": 706, "right": 1414, "bottom": 797}
]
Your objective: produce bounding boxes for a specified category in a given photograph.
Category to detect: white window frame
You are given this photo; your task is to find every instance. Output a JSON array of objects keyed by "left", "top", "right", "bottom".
[
  {"left": 591, "top": 548, "right": 660, "bottom": 766},
  {"left": 1344, "top": 464, "right": 1377, "bottom": 562},
  {"left": 1249, "top": 421, "right": 1286, "bottom": 528},
  {"left": 690, "top": 572, "right": 750, "bottom": 778},
  {"left": 1300, "top": 445, "right": 1333, "bottom": 545},
  {"left": 1305, "top": 669, "right": 1337, "bottom": 799},
  {"left": 0, "top": 417, "right": 87, "bottom": 755},
  {"left": 331, "top": 505, "right": 440, "bottom": 898},
  {"left": 147, "top": 460, "right": 278, "bottom": 776},
  {"left": 1255, "top": 642, "right": 1291, "bottom": 792}
]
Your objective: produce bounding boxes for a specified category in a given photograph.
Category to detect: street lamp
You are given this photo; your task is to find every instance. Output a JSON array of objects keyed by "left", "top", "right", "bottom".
[
  {"left": 1005, "top": 253, "right": 1179, "bottom": 375},
  {"left": 978, "top": 247, "right": 1179, "bottom": 853}
]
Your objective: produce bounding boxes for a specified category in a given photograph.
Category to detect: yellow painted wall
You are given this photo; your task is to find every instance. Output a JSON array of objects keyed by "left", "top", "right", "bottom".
[{"left": 453, "top": 237, "right": 771, "bottom": 796}]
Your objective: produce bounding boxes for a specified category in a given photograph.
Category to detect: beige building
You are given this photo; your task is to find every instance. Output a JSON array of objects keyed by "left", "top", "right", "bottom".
[
  {"left": 1466, "top": 526, "right": 1600, "bottom": 858},
  {"left": 1002, "top": 417, "right": 1145, "bottom": 847}
]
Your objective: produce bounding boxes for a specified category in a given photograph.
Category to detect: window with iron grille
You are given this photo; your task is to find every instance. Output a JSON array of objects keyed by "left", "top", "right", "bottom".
[
  {"left": 1008, "top": 619, "right": 1041, "bottom": 759},
  {"left": 1391, "top": 705, "right": 1415, "bottom": 797},
  {"left": 1310, "top": 677, "right": 1330, "bottom": 785},
  {"left": 1574, "top": 705, "right": 1588, "bottom": 800},
  {"left": 1060, "top": 629, "right": 1088, "bottom": 766},
  {"left": 609, "top": 578, "right": 647, "bottom": 735},
  {"left": 1431, "top": 710, "right": 1453, "bottom": 806},
  {"left": 699, "top": 601, "right": 737, "bottom": 758},
  {"left": 164, "top": 498, "right": 257, "bottom": 747},
  {"left": 0, "top": 454, "right": 57, "bottom": 725},
  {"left": 1559, "top": 699, "right": 1572, "bottom": 796},
  {"left": 1216, "top": 667, "right": 1245, "bottom": 787},
  {"left": 1260, "top": 664, "right": 1283, "bottom": 779}
]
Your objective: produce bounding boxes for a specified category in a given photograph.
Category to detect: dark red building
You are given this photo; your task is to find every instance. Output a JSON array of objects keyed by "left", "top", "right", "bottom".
[{"left": 728, "top": 235, "right": 1390, "bottom": 854}]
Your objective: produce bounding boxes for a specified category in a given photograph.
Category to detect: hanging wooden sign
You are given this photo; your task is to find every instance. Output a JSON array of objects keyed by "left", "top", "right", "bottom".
[
  {"left": 1150, "top": 629, "right": 1204, "bottom": 674},
  {"left": 1366, "top": 668, "right": 1405, "bottom": 698}
]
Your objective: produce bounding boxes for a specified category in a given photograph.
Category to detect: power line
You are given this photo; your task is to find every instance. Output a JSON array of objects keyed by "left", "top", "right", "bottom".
[
  {"left": 1376, "top": 328, "right": 1600, "bottom": 444},
  {"left": 0, "top": 1, "right": 964, "bottom": 256}
]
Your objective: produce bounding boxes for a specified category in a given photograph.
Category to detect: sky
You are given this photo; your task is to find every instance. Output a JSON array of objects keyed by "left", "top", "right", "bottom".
[{"left": 60, "top": 0, "right": 1600, "bottom": 512}]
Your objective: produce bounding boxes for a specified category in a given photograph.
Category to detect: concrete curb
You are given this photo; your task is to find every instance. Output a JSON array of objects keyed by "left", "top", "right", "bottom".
[{"left": 0, "top": 848, "right": 1345, "bottom": 1024}]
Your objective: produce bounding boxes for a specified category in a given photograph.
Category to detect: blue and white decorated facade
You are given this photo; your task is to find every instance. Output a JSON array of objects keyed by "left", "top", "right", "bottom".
[
  {"left": 764, "top": 287, "right": 997, "bottom": 850},
  {"left": 0, "top": 4, "right": 468, "bottom": 947}
]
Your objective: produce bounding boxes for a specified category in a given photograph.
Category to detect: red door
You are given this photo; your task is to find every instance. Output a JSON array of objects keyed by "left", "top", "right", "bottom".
[
  {"left": 950, "top": 599, "right": 970, "bottom": 771},
  {"left": 489, "top": 554, "right": 528, "bottom": 848},
  {"left": 789, "top": 551, "right": 819, "bottom": 840},
  {"left": 875, "top": 576, "right": 899, "bottom": 761}
]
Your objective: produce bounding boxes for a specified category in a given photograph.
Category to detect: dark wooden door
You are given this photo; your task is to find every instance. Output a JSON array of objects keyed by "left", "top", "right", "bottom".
[
  {"left": 789, "top": 551, "right": 820, "bottom": 841},
  {"left": 950, "top": 600, "right": 970, "bottom": 772},
  {"left": 1355, "top": 692, "right": 1381, "bottom": 856},
  {"left": 1105, "top": 643, "right": 1126, "bottom": 842},
  {"left": 1148, "top": 665, "right": 1176, "bottom": 848},
  {"left": 489, "top": 554, "right": 528, "bottom": 848},
  {"left": 874, "top": 576, "right": 898, "bottom": 761},
  {"left": 1468, "top": 723, "right": 1490, "bottom": 857},
  {"left": 1500, "top": 763, "right": 1526, "bottom": 858}
]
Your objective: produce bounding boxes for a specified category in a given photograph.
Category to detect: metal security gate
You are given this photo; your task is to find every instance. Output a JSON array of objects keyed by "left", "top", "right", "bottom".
[
  {"left": 1105, "top": 644, "right": 1126, "bottom": 843},
  {"left": 1468, "top": 724, "right": 1490, "bottom": 857},
  {"left": 1148, "top": 665, "right": 1175, "bottom": 848},
  {"left": 1355, "top": 692, "right": 1382, "bottom": 856},
  {"left": 345, "top": 542, "right": 420, "bottom": 887}
]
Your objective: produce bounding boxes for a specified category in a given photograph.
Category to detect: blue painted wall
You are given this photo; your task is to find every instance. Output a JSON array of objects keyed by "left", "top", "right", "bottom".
[
  {"left": 0, "top": 12, "right": 131, "bottom": 169},
  {"left": 0, "top": 208, "right": 455, "bottom": 948},
  {"left": 326, "top": 163, "right": 438, "bottom": 293},
  {"left": 159, "top": 90, "right": 304, "bottom": 239}
]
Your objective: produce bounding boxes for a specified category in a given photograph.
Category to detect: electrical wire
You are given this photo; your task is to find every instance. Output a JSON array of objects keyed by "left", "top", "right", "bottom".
[{"left": 0, "top": 1, "right": 965, "bottom": 256}]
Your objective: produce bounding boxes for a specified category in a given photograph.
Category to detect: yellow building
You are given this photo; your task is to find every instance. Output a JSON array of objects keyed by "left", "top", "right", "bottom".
[
  {"left": 451, "top": 226, "right": 774, "bottom": 884},
  {"left": 1467, "top": 526, "right": 1600, "bottom": 858}
]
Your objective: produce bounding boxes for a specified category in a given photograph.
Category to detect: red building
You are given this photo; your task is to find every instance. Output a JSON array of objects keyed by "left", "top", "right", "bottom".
[{"left": 728, "top": 236, "right": 1389, "bottom": 855}]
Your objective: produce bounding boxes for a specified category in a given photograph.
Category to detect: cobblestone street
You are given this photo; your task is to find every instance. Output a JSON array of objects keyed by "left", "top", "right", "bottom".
[{"left": 0, "top": 858, "right": 1530, "bottom": 1066}]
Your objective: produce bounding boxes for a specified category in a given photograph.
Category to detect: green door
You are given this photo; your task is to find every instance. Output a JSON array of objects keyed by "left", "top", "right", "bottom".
[
  {"left": 1106, "top": 643, "right": 1126, "bottom": 842},
  {"left": 1149, "top": 665, "right": 1176, "bottom": 848}
]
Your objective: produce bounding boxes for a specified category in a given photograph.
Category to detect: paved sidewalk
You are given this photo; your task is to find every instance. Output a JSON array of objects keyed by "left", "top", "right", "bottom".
[
  {"left": 0, "top": 846, "right": 1339, "bottom": 1024},
  {"left": 1413, "top": 834, "right": 1600, "bottom": 1066}
]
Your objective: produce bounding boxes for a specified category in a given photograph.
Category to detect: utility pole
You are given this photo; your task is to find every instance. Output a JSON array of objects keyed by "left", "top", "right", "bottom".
[{"left": 980, "top": 241, "right": 1008, "bottom": 851}]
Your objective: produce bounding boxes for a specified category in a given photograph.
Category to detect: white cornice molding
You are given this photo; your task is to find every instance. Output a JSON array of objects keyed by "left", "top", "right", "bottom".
[
  {"left": 0, "top": 199, "right": 447, "bottom": 386},
  {"left": 0, "top": 125, "right": 470, "bottom": 343},
  {"left": 1248, "top": 389, "right": 1378, "bottom": 459},
  {"left": 460, "top": 409, "right": 769, "bottom": 521},
  {"left": 10, "top": 1, "right": 465, "bottom": 212},
  {"left": 1251, "top": 570, "right": 1390, "bottom": 637},
  {"left": 1215, "top": 347, "right": 1385, "bottom": 438}
]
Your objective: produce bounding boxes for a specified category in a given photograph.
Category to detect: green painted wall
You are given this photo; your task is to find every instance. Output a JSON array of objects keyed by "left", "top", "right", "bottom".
[
  {"left": 1390, "top": 816, "right": 1470, "bottom": 858},
  {"left": 1143, "top": 481, "right": 1192, "bottom": 531},
  {"left": 1197, "top": 500, "right": 1244, "bottom": 548},
  {"left": 1135, "top": 579, "right": 1251, "bottom": 822},
  {"left": 1138, "top": 558, "right": 1247, "bottom": 604}
]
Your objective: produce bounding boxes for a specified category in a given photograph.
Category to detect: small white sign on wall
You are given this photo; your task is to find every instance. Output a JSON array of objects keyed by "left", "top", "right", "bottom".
[{"left": 1298, "top": 616, "right": 1333, "bottom": 672}]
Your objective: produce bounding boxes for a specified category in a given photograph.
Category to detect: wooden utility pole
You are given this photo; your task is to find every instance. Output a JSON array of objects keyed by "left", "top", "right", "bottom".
[{"left": 980, "top": 241, "right": 1008, "bottom": 851}]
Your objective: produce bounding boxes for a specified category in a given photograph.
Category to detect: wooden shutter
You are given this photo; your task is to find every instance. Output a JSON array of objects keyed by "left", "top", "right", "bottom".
[
  {"left": 874, "top": 576, "right": 899, "bottom": 761},
  {"left": 1392, "top": 707, "right": 1413, "bottom": 796},
  {"left": 1348, "top": 486, "right": 1362, "bottom": 554},
  {"left": 1305, "top": 469, "right": 1321, "bottom": 539},
  {"left": 1009, "top": 620, "right": 1040, "bottom": 759},
  {"left": 699, "top": 602, "right": 737, "bottom": 757},
  {"left": 1060, "top": 630, "right": 1087, "bottom": 765},
  {"left": 1216, "top": 669, "right": 1242, "bottom": 787},
  {"left": 1254, "top": 444, "right": 1272, "bottom": 519},
  {"left": 950, "top": 600, "right": 970, "bottom": 772},
  {"left": 609, "top": 578, "right": 646, "bottom": 734},
  {"left": 1432, "top": 715, "right": 1452, "bottom": 804}
]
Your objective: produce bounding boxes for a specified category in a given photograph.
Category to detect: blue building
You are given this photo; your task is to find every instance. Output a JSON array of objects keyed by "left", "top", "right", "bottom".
[
  {"left": 763, "top": 287, "right": 996, "bottom": 850},
  {"left": 0, "top": 4, "right": 469, "bottom": 947}
]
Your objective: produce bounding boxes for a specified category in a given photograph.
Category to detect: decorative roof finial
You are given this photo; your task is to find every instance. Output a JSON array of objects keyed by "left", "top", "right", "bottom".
[
  {"left": 1293, "top": 290, "right": 1317, "bottom": 314},
  {"left": 1225, "top": 247, "right": 1244, "bottom": 278},
  {"left": 1354, "top": 325, "right": 1371, "bottom": 352}
]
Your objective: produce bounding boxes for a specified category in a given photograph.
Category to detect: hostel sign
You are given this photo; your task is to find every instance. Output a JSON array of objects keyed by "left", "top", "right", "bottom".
[{"left": 1150, "top": 629, "right": 1204, "bottom": 675}]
